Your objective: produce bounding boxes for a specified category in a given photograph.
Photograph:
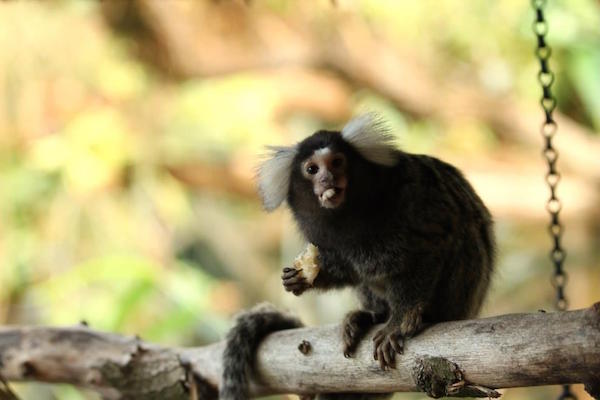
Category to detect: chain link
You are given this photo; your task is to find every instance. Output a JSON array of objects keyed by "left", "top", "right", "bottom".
[{"left": 531, "top": 2, "right": 576, "bottom": 400}]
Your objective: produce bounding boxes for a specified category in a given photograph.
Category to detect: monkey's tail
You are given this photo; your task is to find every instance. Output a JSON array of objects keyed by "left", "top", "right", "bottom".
[{"left": 220, "top": 302, "right": 304, "bottom": 400}]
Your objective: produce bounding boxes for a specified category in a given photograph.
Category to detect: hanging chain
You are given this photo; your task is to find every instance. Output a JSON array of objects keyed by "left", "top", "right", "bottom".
[
  {"left": 531, "top": 0, "right": 568, "bottom": 312},
  {"left": 531, "top": 1, "right": 576, "bottom": 400}
]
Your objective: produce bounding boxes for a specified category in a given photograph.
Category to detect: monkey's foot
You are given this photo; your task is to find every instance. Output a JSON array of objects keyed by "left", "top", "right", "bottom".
[
  {"left": 373, "top": 308, "right": 424, "bottom": 370},
  {"left": 281, "top": 267, "right": 312, "bottom": 296},
  {"left": 372, "top": 324, "right": 405, "bottom": 370},
  {"left": 342, "top": 310, "right": 377, "bottom": 358}
]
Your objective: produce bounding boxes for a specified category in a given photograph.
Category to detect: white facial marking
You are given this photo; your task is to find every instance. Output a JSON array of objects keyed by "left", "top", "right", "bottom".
[{"left": 314, "top": 147, "right": 331, "bottom": 157}]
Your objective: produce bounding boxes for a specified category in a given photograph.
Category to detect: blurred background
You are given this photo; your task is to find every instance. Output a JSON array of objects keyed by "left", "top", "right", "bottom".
[{"left": 0, "top": 0, "right": 598, "bottom": 399}]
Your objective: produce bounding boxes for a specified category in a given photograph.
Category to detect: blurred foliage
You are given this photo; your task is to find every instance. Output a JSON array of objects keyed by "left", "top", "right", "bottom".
[{"left": 0, "top": 1, "right": 598, "bottom": 400}]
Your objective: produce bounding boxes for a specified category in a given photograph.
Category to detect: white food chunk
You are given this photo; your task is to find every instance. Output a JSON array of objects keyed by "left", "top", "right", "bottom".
[
  {"left": 293, "top": 243, "right": 320, "bottom": 285},
  {"left": 323, "top": 188, "right": 336, "bottom": 200}
]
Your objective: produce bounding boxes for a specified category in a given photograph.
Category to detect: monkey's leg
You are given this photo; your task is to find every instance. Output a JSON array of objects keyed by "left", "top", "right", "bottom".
[
  {"left": 372, "top": 304, "right": 425, "bottom": 370},
  {"left": 372, "top": 272, "right": 435, "bottom": 370},
  {"left": 342, "top": 310, "right": 378, "bottom": 358},
  {"left": 343, "top": 286, "right": 389, "bottom": 357},
  {"left": 373, "top": 302, "right": 425, "bottom": 367}
]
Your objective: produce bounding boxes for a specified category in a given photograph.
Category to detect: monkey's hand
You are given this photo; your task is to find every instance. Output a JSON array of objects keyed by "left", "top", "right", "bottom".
[
  {"left": 293, "top": 243, "right": 320, "bottom": 284},
  {"left": 372, "top": 306, "right": 424, "bottom": 370},
  {"left": 281, "top": 267, "right": 312, "bottom": 296},
  {"left": 281, "top": 244, "right": 321, "bottom": 296}
]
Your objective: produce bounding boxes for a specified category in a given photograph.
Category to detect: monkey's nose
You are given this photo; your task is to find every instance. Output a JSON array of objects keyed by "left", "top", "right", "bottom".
[{"left": 318, "top": 171, "right": 334, "bottom": 186}]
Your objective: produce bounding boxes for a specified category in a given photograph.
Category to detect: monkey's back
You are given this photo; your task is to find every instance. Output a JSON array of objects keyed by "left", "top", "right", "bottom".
[{"left": 400, "top": 154, "right": 495, "bottom": 322}]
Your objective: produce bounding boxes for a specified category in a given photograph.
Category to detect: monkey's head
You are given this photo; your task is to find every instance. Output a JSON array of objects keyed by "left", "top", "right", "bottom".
[
  {"left": 257, "top": 114, "right": 399, "bottom": 212},
  {"left": 295, "top": 132, "right": 350, "bottom": 209}
]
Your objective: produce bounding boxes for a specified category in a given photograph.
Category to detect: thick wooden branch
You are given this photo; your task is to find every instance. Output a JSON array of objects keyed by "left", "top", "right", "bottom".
[{"left": 1, "top": 304, "right": 599, "bottom": 399}]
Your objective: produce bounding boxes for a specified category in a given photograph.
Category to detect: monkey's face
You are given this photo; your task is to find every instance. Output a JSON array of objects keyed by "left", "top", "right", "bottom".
[{"left": 301, "top": 147, "right": 348, "bottom": 209}]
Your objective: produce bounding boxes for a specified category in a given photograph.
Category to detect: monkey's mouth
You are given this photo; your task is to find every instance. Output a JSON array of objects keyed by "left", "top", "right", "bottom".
[{"left": 319, "top": 187, "right": 345, "bottom": 208}]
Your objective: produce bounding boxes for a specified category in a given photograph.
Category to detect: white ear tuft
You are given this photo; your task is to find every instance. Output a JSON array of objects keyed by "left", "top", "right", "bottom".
[
  {"left": 257, "top": 146, "right": 298, "bottom": 211},
  {"left": 341, "top": 113, "right": 398, "bottom": 166}
]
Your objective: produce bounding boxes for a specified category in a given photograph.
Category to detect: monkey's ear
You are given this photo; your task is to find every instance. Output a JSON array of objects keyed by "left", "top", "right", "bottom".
[
  {"left": 341, "top": 113, "right": 399, "bottom": 166},
  {"left": 257, "top": 146, "right": 298, "bottom": 211}
]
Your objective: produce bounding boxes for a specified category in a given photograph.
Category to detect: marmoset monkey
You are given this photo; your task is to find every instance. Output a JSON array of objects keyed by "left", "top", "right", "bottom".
[
  {"left": 220, "top": 114, "right": 494, "bottom": 399},
  {"left": 261, "top": 114, "right": 494, "bottom": 364}
]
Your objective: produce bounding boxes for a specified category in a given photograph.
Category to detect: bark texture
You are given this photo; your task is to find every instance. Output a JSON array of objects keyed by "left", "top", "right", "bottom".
[{"left": 0, "top": 304, "right": 599, "bottom": 399}]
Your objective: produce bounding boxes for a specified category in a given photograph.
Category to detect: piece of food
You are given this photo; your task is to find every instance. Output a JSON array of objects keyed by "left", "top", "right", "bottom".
[{"left": 293, "top": 243, "right": 320, "bottom": 285}]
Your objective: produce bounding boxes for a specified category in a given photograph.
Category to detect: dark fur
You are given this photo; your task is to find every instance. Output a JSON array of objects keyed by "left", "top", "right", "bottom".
[
  {"left": 220, "top": 303, "right": 388, "bottom": 400},
  {"left": 286, "top": 130, "right": 494, "bottom": 388},
  {"left": 220, "top": 303, "right": 303, "bottom": 400},
  {"left": 289, "top": 130, "right": 493, "bottom": 320}
]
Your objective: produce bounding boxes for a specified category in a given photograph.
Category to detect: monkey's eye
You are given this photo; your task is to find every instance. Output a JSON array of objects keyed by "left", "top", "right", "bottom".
[{"left": 306, "top": 164, "right": 319, "bottom": 175}]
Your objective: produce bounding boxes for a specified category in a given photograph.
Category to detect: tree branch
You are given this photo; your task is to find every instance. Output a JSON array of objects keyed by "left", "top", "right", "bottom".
[
  {"left": 1, "top": 304, "right": 599, "bottom": 399},
  {"left": 102, "top": 1, "right": 600, "bottom": 182}
]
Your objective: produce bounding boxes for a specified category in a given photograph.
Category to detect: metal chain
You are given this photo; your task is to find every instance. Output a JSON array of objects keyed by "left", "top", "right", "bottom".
[{"left": 531, "top": 1, "right": 576, "bottom": 400}]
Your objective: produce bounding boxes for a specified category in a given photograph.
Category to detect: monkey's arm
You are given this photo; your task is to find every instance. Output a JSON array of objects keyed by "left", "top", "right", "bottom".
[
  {"left": 282, "top": 247, "right": 358, "bottom": 296},
  {"left": 313, "top": 248, "right": 359, "bottom": 289}
]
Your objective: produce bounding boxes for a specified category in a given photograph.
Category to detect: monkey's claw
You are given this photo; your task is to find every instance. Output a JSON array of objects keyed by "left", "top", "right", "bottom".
[
  {"left": 342, "top": 310, "right": 376, "bottom": 358},
  {"left": 281, "top": 267, "right": 312, "bottom": 296},
  {"left": 372, "top": 325, "right": 405, "bottom": 370}
]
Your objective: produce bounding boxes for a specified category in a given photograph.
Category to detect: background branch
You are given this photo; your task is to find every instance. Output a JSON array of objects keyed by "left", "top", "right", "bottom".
[{"left": 102, "top": 0, "right": 600, "bottom": 181}]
